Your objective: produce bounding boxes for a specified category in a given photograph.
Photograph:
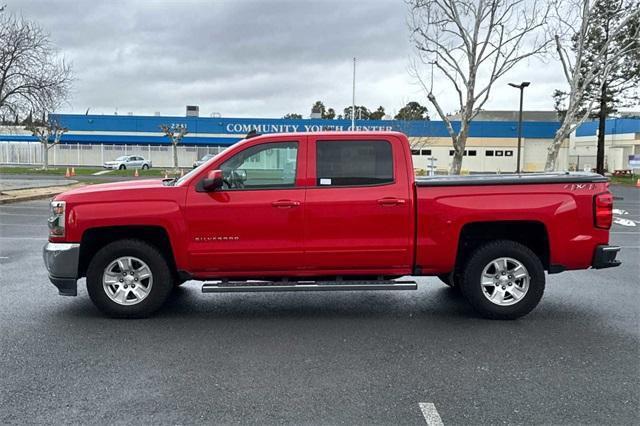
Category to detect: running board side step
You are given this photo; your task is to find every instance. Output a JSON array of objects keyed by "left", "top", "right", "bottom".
[{"left": 202, "top": 280, "right": 418, "bottom": 293}]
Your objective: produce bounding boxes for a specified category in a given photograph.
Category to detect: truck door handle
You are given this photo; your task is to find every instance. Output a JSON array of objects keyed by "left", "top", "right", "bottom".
[
  {"left": 377, "top": 198, "right": 405, "bottom": 206},
  {"left": 272, "top": 200, "right": 301, "bottom": 208}
]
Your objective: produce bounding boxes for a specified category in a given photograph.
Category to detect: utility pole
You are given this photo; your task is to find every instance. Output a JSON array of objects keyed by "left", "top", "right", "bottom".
[
  {"left": 352, "top": 57, "right": 356, "bottom": 131},
  {"left": 508, "top": 81, "right": 530, "bottom": 174}
]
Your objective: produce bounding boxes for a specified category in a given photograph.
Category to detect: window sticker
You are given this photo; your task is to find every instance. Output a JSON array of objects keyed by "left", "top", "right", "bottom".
[{"left": 320, "top": 178, "right": 332, "bottom": 185}]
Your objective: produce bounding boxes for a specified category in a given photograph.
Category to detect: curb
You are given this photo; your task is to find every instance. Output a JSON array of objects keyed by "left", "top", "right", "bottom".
[{"left": 0, "top": 184, "right": 84, "bottom": 204}]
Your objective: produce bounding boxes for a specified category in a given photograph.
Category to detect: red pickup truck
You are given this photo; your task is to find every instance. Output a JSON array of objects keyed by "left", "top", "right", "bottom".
[{"left": 43, "top": 132, "right": 620, "bottom": 319}]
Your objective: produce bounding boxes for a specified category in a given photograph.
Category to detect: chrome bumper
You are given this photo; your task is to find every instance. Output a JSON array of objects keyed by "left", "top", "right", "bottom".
[{"left": 43, "top": 242, "right": 80, "bottom": 296}]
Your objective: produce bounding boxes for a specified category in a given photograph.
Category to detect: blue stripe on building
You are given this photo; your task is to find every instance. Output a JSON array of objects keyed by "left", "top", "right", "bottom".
[
  {"left": 2, "top": 113, "right": 636, "bottom": 146},
  {"left": 575, "top": 118, "right": 640, "bottom": 137}
]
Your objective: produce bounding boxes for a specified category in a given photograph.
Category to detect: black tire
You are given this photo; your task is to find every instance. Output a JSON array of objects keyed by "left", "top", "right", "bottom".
[
  {"left": 459, "top": 240, "right": 545, "bottom": 320},
  {"left": 142, "top": 164, "right": 149, "bottom": 170},
  {"left": 86, "top": 239, "right": 173, "bottom": 318},
  {"left": 119, "top": 164, "right": 126, "bottom": 170}
]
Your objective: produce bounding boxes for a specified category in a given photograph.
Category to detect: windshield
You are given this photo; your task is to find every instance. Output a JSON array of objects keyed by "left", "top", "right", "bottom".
[
  {"left": 201, "top": 154, "right": 214, "bottom": 161},
  {"left": 115, "top": 156, "right": 128, "bottom": 161}
]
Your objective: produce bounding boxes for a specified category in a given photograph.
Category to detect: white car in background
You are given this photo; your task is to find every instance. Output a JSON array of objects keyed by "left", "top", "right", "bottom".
[
  {"left": 103, "top": 155, "right": 152, "bottom": 170},
  {"left": 193, "top": 153, "right": 215, "bottom": 168}
]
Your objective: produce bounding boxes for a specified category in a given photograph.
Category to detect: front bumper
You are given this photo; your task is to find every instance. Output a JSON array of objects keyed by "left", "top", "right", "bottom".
[
  {"left": 43, "top": 242, "right": 80, "bottom": 296},
  {"left": 592, "top": 245, "right": 621, "bottom": 269}
]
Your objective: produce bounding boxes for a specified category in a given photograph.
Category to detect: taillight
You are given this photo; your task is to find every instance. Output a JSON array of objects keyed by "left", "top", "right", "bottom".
[{"left": 594, "top": 192, "right": 613, "bottom": 229}]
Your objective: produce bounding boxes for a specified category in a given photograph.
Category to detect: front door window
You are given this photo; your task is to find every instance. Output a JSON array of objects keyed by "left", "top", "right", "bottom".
[{"left": 219, "top": 142, "right": 298, "bottom": 189}]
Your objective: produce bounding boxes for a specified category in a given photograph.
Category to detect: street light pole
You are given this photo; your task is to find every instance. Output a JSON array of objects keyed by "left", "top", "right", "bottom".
[
  {"left": 508, "top": 81, "right": 530, "bottom": 174},
  {"left": 352, "top": 57, "right": 356, "bottom": 131}
]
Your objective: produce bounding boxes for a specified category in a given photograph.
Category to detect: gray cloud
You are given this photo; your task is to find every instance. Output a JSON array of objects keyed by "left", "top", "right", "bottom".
[{"left": 12, "top": 0, "right": 562, "bottom": 118}]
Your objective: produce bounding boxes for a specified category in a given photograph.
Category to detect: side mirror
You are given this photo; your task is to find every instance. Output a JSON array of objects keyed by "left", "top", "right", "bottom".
[{"left": 202, "top": 169, "right": 224, "bottom": 191}]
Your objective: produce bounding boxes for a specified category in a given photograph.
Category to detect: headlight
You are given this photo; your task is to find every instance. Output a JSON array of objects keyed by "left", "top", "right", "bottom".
[{"left": 48, "top": 200, "right": 66, "bottom": 237}]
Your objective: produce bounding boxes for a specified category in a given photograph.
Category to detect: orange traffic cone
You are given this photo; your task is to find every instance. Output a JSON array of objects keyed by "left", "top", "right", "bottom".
[
  {"left": 65, "top": 167, "right": 70, "bottom": 177},
  {"left": 134, "top": 169, "right": 139, "bottom": 177},
  {"left": 71, "top": 167, "right": 76, "bottom": 176},
  {"left": 636, "top": 178, "right": 640, "bottom": 188}
]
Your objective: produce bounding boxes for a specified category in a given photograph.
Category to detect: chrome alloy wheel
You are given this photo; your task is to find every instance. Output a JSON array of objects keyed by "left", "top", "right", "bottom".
[
  {"left": 102, "top": 256, "right": 153, "bottom": 306},
  {"left": 480, "top": 257, "right": 530, "bottom": 306}
]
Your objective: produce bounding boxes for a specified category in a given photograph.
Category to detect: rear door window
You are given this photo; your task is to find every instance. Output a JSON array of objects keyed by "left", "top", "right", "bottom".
[{"left": 316, "top": 140, "right": 393, "bottom": 186}]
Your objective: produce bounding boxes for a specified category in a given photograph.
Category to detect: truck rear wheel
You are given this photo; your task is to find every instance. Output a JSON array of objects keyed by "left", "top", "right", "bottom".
[
  {"left": 459, "top": 240, "right": 545, "bottom": 320},
  {"left": 86, "top": 239, "right": 173, "bottom": 318}
]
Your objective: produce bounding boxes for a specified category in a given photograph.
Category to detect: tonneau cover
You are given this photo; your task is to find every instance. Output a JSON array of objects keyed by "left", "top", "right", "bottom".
[{"left": 415, "top": 172, "right": 608, "bottom": 187}]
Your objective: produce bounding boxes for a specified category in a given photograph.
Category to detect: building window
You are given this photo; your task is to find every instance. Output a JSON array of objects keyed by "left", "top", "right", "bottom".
[
  {"left": 495, "top": 150, "right": 504, "bottom": 156},
  {"left": 449, "top": 150, "right": 454, "bottom": 156},
  {"left": 421, "top": 149, "right": 432, "bottom": 156},
  {"left": 505, "top": 150, "right": 513, "bottom": 157},
  {"left": 316, "top": 140, "right": 393, "bottom": 186},
  {"left": 411, "top": 149, "right": 420, "bottom": 156},
  {"left": 486, "top": 150, "right": 494, "bottom": 156},
  {"left": 468, "top": 150, "right": 477, "bottom": 156}
]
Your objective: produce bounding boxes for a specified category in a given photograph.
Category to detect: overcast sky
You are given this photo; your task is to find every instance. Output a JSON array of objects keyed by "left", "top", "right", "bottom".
[{"left": 13, "top": 0, "right": 566, "bottom": 119}]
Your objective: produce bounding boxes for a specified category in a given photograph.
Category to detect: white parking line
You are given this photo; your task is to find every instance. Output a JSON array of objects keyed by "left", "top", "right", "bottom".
[{"left": 419, "top": 403, "right": 444, "bottom": 426}]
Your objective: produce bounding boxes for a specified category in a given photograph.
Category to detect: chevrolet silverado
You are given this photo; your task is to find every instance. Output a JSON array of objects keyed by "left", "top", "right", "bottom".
[{"left": 43, "top": 132, "right": 620, "bottom": 319}]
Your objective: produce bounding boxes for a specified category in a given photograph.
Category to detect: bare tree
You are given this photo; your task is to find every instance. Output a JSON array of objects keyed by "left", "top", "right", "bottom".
[
  {"left": 544, "top": 0, "right": 640, "bottom": 171},
  {"left": 26, "top": 116, "right": 68, "bottom": 170},
  {"left": 409, "top": 0, "right": 551, "bottom": 174},
  {"left": 409, "top": 136, "right": 434, "bottom": 152},
  {"left": 160, "top": 124, "right": 188, "bottom": 170},
  {"left": 0, "top": 11, "right": 72, "bottom": 118}
]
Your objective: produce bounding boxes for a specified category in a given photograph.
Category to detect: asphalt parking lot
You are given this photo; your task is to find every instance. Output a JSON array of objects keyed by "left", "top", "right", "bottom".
[{"left": 0, "top": 185, "right": 638, "bottom": 425}]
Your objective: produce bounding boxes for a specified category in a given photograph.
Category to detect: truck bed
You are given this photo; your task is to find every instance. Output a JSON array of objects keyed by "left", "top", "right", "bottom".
[
  {"left": 413, "top": 171, "right": 611, "bottom": 275},
  {"left": 415, "top": 172, "right": 608, "bottom": 187}
]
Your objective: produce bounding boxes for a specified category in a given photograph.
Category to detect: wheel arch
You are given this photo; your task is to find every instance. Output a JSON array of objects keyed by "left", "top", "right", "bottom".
[
  {"left": 456, "top": 221, "right": 551, "bottom": 272},
  {"left": 78, "top": 225, "right": 178, "bottom": 280}
]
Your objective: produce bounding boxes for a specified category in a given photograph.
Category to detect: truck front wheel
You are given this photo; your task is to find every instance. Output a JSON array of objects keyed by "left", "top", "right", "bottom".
[
  {"left": 86, "top": 239, "right": 173, "bottom": 318},
  {"left": 459, "top": 240, "right": 545, "bottom": 320}
]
